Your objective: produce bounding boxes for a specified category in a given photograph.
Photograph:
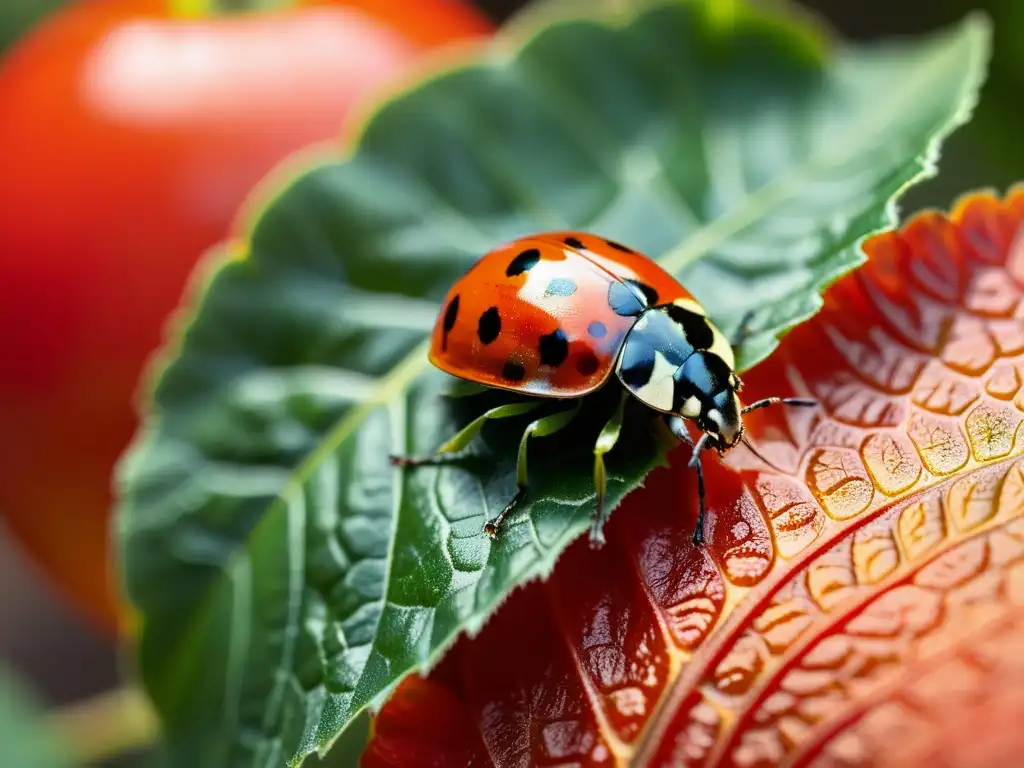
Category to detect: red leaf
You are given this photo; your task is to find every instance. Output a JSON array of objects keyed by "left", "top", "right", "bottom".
[
  {"left": 362, "top": 674, "right": 489, "bottom": 768},
  {"left": 366, "top": 187, "right": 1024, "bottom": 767}
]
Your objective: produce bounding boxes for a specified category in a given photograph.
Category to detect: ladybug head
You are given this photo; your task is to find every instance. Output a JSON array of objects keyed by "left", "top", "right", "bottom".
[
  {"left": 697, "top": 387, "right": 743, "bottom": 452},
  {"left": 669, "top": 350, "right": 744, "bottom": 451}
]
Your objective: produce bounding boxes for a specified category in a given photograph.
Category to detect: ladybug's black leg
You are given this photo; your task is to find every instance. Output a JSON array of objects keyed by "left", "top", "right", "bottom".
[
  {"left": 483, "top": 400, "right": 582, "bottom": 538},
  {"left": 665, "top": 416, "right": 712, "bottom": 545},
  {"left": 589, "top": 390, "right": 629, "bottom": 549},
  {"left": 687, "top": 433, "right": 713, "bottom": 544},
  {"left": 389, "top": 400, "right": 540, "bottom": 468},
  {"left": 741, "top": 397, "right": 817, "bottom": 414}
]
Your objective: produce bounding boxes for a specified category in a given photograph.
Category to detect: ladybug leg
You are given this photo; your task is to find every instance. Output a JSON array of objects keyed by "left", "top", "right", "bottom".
[
  {"left": 665, "top": 416, "right": 712, "bottom": 545},
  {"left": 741, "top": 397, "right": 818, "bottom": 414},
  {"left": 389, "top": 401, "right": 541, "bottom": 468},
  {"left": 483, "top": 400, "right": 583, "bottom": 539},
  {"left": 589, "top": 390, "right": 629, "bottom": 549}
]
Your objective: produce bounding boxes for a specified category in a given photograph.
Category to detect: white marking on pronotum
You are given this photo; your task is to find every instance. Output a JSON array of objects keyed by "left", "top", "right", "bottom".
[
  {"left": 707, "top": 324, "right": 736, "bottom": 369},
  {"left": 672, "top": 298, "right": 707, "bottom": 316},
  {"left": 631, "top": 350, "right": 677, "bottom": 411},
  {"left": 680, "top": 395, "right": 701, "bottom": 418}
]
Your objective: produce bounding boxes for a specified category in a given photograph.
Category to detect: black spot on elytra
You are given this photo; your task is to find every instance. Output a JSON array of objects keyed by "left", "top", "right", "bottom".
[
  {"left": 538, "top": 329, "right": 569, "bottom": 367},
  {"left": 606, "top": 239, "right": 635, "bottom": 254},
  {"left": 607, "top": 281, "right": 646, "bottom": 316},
  {"left": 576, "top": 351, "right": 600, "bottom": 377},
  {"left": 588, "top": 321, "right": 607, "bottom": 338},
  {"left": 564, "top": 236, "right": 585, "bottom": 250},
  {"left": 502, "top": 360, "right": 526, "bottom": 382},
  {"left": 477, "top": 307, "right": 501, "bottom": 345},
  {"left": 626, "top": 279, "right": 659, "bottom": 307},
  {"left": 664, "top": 304, "right": 714, "bottom": 349},
  {"left": 506, "top": 248, "right": 541, "bottom": 277},
  {"left": 441, "top": 294, "right": 459, "bottom": 351},
  {"left": 545, "top": 278, "right": 577, "bottom": 297}
]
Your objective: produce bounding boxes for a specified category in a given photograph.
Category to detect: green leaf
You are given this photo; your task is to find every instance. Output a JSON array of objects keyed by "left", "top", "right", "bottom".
[
  {"left": 0, "top": 667, "right": 71, "bottom": 768},
  {"left": 306, "top": 710, "right": 369, "bottom": 768},
  {"left": 116, "top": 1, "right": 990, "bottom": 764}
]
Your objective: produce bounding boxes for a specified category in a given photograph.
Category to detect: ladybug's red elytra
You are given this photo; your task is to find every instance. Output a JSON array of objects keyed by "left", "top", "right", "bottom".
[{"left": 391, "top": 232, "right": 816, "bottom": 546}]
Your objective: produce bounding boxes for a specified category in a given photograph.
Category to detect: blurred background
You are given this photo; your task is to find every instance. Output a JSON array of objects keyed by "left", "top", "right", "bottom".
[{"left": 0, "top": 0, "right": 1020, "bottom": 762}]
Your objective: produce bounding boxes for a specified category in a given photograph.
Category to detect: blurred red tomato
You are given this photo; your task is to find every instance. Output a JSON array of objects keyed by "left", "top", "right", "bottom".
[{"left": 0, "top": 0, "right": 491, "bottom": 634}]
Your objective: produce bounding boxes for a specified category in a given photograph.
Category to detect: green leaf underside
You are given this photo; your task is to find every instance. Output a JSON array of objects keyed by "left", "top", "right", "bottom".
[
  {"left": 116, "top": 1, "right": 989, "bottom": 765},
  {"left": 0, "top": 667, "right": 71, "bottom": 768}
]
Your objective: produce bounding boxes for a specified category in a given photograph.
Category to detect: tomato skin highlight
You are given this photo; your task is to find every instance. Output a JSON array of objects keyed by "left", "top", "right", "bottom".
[{"left": 0, "top": 0, "right": 491, "bottom": 634}]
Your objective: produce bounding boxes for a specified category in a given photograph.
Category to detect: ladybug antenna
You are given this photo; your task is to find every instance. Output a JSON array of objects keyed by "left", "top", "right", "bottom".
[{"left": 739, "top": 435, "right": 787, "bottom": 473}]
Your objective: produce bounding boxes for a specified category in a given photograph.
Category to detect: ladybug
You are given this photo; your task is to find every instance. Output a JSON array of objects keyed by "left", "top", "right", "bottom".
[{"left": 391, "top": 232, "right": 816, "bottom": 546}]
